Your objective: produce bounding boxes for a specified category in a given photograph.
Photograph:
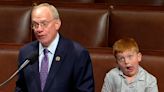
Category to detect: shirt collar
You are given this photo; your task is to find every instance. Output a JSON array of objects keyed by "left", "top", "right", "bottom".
[
  {"left": 118, "top": 66, "right": 145, "bottom": 81},
  {"left": 136, "top": 66, "right": 145, "bottom": 81},
  {"left": 39, "top": 33, "right": 60, "bottom": 55}
]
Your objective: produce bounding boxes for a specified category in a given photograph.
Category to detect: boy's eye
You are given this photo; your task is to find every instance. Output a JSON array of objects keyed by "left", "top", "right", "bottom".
[
  {"left": 116, "top": 54, "right": 134, "bottom": 62},
  {"left": 116, "top": 57, "right": 125, "bottom": 62},
  {"left": 127, "top": 55, "right": 133, "bottom": 59}
]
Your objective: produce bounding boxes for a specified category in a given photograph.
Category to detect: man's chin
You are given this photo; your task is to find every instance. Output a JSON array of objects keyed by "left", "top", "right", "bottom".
[{"left": 39, "top": 40, "right": 48, "bottom": 47}]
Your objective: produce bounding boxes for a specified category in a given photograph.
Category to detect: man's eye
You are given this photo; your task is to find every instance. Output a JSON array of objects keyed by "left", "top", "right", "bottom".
[
  {"left": 32, "top": 23, "right": 38, "bottom": 28},
  {"left": 41, "top": 22, "right": 48, "bottom": 26},
  {"left": 33, "top": 23, "right": 38, "bottom": 26}
]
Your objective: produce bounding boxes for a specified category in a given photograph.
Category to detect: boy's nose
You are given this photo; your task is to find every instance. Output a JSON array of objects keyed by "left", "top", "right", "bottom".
[{"left": 124, "top": 58, "right": 130, "bottom": 64}]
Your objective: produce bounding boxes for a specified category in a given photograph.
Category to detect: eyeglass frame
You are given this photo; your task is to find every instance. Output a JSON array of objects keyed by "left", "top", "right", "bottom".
[
  {"left": 31, "top": 18, "right": 55, "bottom": 30},
  {"left": 115, "top": 52, "right": 139, "bottom": 63}
]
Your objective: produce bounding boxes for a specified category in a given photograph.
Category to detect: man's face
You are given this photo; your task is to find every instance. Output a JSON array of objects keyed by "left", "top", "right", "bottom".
[
  {"left": 115, "top": 50, "right": 142, "bottom": 77},
  {"left": 31, "top": 6, "right": 61, "bottom": 47}
]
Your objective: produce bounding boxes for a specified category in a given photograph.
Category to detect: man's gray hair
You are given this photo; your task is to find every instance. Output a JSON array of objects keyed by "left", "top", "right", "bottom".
[{"left": 32, "top": 3, "right": 60, "bottom": 19}]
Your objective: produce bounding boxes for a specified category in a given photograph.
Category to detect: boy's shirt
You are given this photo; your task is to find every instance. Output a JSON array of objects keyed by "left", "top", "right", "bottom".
[{"left": 101, "top": 66, "right": 158, "bottom": 92}]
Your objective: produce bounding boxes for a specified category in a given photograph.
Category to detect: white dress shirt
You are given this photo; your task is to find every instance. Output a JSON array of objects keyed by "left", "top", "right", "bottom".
[{"left": 39, "top": 33, "right": 59, "bottom": 72}]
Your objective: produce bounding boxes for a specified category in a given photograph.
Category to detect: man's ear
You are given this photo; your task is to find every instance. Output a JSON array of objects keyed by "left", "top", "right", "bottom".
[{"left": 55, "top": 19, "right": 61, "bottom": 31}]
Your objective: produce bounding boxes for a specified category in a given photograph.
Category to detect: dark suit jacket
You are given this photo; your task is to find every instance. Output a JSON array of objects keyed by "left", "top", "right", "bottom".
[{"left": 15, "top": 35, "right": 95, "bottom": 92}]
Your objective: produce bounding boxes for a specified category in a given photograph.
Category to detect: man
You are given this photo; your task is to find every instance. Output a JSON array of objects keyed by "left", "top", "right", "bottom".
[{"left": 15, "top": 3, "right": 95, "bottom": 92}]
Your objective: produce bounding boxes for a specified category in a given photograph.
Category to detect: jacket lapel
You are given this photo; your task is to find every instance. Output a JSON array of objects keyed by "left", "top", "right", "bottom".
[
  {"left": 27, "top": 41, "right": 42, "bottom": 92},
  {"left": 44, "top": 36, "right": 68, "bottom": 92},
  {"left": 30, "top": 60, "right": 42, "bottom": 91}
]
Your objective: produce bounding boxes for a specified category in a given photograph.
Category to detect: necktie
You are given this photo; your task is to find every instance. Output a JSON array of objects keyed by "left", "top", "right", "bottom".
[{"left": 40, "top": 49, "right": 49, "bottom": 91}]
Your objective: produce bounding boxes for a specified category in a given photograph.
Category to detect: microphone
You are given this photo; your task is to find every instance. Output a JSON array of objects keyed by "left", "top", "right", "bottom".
[
  {"left": 0, "top": 51, "right": 38, "bottom": 87},
  {"left": 25, "top": 51, "right": 38, "bottom": 65}
]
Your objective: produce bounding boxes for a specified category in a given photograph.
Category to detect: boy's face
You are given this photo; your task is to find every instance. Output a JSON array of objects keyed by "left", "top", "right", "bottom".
[{"left": 115, "top": 50, "right": 142, "bottom": 77}]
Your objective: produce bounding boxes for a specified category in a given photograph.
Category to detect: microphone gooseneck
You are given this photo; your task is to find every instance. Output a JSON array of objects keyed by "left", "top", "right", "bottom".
[
  {"left": 0, "top": 50, "right": 38, "bottom": 87},
  {"left": 0, "top": 59, "right": 30, "bottom": 87}
]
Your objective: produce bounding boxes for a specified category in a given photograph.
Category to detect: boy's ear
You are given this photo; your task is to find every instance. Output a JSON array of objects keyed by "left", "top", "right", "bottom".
[{"left": 138, "top": 52, "right": 142, "bottom": 62}]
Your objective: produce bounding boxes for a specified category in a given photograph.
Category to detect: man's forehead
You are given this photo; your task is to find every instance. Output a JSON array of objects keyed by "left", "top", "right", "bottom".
[
  {"left": 32, "top": 6, "right": 51, "bottom": 15},
  {"left": 32, "top": 8, "right": 52, "bottom": 20}
]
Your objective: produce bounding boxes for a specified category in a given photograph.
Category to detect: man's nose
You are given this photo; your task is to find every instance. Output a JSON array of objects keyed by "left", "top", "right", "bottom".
[
  {"left": 37, "top": 24, "right": 44, "bottom": 30},
  {"left": 34, "top": 25, "right": 44, "bottom": 33}
]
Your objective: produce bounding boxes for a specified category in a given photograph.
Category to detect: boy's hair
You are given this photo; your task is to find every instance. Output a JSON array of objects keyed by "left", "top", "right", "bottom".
[{"left": 113, "top": 37, "right": 139, "bottom": 56}]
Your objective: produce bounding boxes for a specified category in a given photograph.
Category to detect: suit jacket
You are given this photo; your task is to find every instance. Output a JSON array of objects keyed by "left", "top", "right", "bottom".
[{"left": 15, "top": 35, "right": 95, "bottom": 92}]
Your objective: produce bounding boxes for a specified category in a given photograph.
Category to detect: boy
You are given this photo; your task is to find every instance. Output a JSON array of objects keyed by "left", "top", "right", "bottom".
[{"left": 101, "top": 38, "right": 158, "bottom": 92}]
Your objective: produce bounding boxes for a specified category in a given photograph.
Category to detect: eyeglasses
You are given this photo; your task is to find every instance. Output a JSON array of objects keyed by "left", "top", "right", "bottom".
[
  {"left": 116, "top": 54, "right": 135, "bottom": 62},
  {"left": 31, "top": 19, "right": 54, "bottom": 30}
]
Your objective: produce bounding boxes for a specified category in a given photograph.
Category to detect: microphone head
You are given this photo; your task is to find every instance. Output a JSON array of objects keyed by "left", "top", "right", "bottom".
[{"left": 26, "top": 50, "right": 38, "bottom": 64}]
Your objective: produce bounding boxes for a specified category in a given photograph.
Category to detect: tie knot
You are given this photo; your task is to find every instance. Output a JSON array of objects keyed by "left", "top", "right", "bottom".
[{"left": 43, "top": 49, "right": 49, "bottom": 55}]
